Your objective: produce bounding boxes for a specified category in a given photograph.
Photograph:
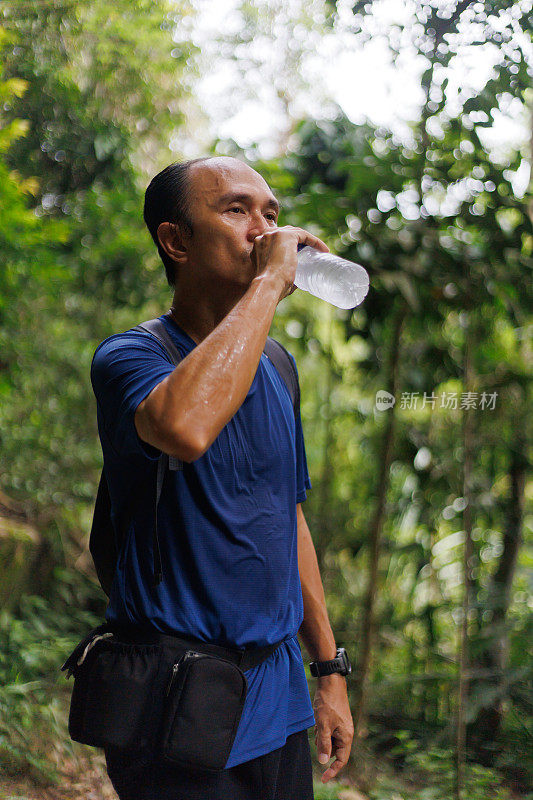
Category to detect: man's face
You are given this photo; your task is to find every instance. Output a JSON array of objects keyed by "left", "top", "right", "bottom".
[{"left": 183, "top": 158, "right": 280, "bottom": 287}]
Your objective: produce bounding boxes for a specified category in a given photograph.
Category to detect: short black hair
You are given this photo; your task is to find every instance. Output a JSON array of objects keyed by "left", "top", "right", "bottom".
[{"left": 143, "top": 158, "right": 209, "bottom": 286}]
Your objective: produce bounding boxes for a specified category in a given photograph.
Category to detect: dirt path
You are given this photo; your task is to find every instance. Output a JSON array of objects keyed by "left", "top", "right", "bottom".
[{"left": 0, "top": 755, "right": 116, "bottom": 800}]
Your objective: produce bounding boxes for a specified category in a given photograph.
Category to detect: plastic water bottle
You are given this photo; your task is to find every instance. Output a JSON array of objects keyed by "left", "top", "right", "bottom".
[{"left": 295, "top": 245, "right": 369, "bottom": 309}]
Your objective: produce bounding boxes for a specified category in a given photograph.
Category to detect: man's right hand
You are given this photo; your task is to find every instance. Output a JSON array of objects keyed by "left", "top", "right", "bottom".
[{"left": 251, "top": 226, "right": 329, "bottom": 302}]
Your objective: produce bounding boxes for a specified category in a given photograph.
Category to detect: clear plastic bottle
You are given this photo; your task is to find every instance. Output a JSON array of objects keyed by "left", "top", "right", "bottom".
[{"left": 295, "top": 246, "right": 369, "bottom": 309}]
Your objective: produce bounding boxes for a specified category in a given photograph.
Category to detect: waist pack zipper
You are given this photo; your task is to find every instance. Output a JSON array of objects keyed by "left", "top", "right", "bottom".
[{"left": 166, "top": 650, "right": 202, "bottom": 696}]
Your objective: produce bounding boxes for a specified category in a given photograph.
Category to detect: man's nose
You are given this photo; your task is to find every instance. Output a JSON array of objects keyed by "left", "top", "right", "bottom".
[{"left": 247, "top": 212, "right": 271, "bottom": 241}]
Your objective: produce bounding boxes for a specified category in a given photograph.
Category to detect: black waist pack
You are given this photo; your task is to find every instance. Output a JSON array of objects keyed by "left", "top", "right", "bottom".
[{"left": 61, "top": 624, "right": 281, "bottom": 772}]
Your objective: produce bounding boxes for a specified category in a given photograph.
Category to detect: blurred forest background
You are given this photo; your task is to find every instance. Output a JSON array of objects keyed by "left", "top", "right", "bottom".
[{"left": 0, "top": 1, "right": 531, "bottom": 798}]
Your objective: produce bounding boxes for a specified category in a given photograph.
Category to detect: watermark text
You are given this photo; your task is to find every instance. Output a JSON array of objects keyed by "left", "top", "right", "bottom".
[{"left": 375, "top": 390, "right": 498, "bottom": 412}]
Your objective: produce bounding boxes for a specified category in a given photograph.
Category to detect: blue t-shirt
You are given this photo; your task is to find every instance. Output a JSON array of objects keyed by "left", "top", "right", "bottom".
[{"left": 90, "top": 313, "right": 314, "bottom": 767}]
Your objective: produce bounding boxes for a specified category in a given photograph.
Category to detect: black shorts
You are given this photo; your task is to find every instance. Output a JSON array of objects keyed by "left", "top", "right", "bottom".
[{"left": 105, "top": 728, "right": 314, "bottom": 800}]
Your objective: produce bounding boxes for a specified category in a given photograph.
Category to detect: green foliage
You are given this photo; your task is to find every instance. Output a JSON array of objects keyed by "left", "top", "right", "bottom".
[
  {"left": 369, "top": 746, "right": 516, "bottom": 800},
  {"left": 0, "top": 571, "right": 102, "bottom": 781},
  {"left": 0, "top": 0, "right": 531, "bottom": 796},
  {"left": 1, "top": 0, "right": 194, "bottom": 195},
  {"left": 313, "top": 750, "right": 518, "bottom": 800},
  {"left": 313, "top": 781, "right": 347, "bottom": 799},
  {"left": 0, "top": 1, "right": 182, "bottom": 571}
]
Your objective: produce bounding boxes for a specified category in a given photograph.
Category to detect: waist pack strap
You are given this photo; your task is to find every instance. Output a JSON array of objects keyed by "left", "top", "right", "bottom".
[
  {"left": 109, "top": 624, "right": 284, "bottom": 672},
  {"left": 61, "top": 622, "right": 113, "bottom": 677}
]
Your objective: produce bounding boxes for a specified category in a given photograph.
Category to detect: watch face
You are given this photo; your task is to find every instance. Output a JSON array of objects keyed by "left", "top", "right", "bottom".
[{"left": 338, "top": 648, "right": 352, "bottom": 676}]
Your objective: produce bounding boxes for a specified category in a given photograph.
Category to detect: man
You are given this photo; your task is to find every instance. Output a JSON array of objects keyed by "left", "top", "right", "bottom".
[{"left": 91, "top": 156, "right": 353, "bottom": 799}]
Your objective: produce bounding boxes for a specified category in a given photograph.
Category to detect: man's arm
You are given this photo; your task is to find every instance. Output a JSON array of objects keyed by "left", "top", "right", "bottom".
[
  {"left": 135, "top": 228, "right": 327, "bottom": 462},
  {"left": 297, "top": 503, "right": 354, "bottom": 783}
]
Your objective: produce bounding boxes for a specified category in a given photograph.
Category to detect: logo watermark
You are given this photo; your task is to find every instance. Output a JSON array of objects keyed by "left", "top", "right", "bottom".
[
  {"left": 375, "top": 390, "right": 396, "bottom": 411},
  {"left": 374, "top": 390, "right": 498, "bottom": 411}
]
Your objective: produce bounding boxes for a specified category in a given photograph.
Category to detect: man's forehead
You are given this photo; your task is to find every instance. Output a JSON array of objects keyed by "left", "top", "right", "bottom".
[{"left": 189, "top": 158, "right": 276, "bottom": 203}]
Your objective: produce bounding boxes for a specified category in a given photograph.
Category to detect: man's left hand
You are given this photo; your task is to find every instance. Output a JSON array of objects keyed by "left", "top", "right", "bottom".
[{"left": 313, "top": 674, "right": 354, "bottom": 783}]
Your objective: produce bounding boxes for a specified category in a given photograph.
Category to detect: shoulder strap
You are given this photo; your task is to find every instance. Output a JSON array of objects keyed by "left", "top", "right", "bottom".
[
  {"left": 89, "top": 473, "right": 117, "bottom": 598},
  {"left": 133, "top": 317, "right": 183, "bottom": 364},
  {"left": 263, "top": 336, "right": 300, "bottom": 417},
  {"left": 134, "top": 318, "right": 186, "bottom": 587},
  {"left": 90, "top": 317, "right": 184, "bottom": 596}
]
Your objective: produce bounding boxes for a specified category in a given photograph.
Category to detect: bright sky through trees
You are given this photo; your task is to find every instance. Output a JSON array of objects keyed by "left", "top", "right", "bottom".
[{"left": 182, "top": 0, "right": 531, "bottom": 193}]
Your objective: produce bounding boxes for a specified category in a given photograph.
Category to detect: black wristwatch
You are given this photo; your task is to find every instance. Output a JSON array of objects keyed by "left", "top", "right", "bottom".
[{"left": 310, "top": 647, "right": 352, "bottom": 678}]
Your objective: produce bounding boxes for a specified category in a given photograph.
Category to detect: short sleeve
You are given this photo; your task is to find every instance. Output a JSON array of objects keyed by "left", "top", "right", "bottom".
[
  {"left": 289, "top": 354, "right": 312, "bottom": 503},
  {"left": 90, "top": 331, "right": 177, "bottom": 459}
]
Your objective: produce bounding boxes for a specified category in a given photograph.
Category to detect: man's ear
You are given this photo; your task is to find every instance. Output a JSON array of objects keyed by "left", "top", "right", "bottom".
[{"left": 157, "top": 222, "right": 188, "bottom": 265}]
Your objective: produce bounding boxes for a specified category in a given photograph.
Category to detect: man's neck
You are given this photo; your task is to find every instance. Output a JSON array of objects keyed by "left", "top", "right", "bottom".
[{"left": 170, "top": 282, "right": 248, "bottom": 345}]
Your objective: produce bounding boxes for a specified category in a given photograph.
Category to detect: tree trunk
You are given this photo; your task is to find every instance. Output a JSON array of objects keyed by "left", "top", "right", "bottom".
[
  {"left": 316, "top": 311, "right": 335, "bottom": 569},
  {"left": 455, "top": 317, "right": 475, "bottom": 800},
  {"left": 0, "top": 489, "right": 44, "bottom": 610},
  {"left": 353, "top": 302, "right": 406, "bottom": 743},
  {"left": 469, "top": 425, "right": 527, "bottom": 761}
]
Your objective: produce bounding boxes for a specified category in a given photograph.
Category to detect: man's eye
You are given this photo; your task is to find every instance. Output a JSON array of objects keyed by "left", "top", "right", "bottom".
[
  {"left": 265, "top": 214, "right": 277, "bottom": 222},
  {"left": 229, "top": 207, "right": 245, "bottom": 214}
]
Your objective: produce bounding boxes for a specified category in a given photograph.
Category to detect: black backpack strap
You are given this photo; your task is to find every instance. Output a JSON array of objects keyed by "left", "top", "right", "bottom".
[
  {"left": 91, "top": 317, "right": 184, "bottom": 596},
  {"left": 89, "top": 473, "right": 117, "bottom": 598},
  {"left": 133, "top": 317, "right": 186, "bottom": 588},
  {"left": 263, "top": 336, "right": 300, "bottom": 417},
  {"left": 133, "top": 317, "right": 184, "bottom": 365},
  {"left": 90, "top": 461, "right": 166, "bottom": 596},
  {"left": 134, "top": 317, "right": 185, "bottom": 478},
  {"left": 152, "top": 452, "right": 167, "bottom": 586}
]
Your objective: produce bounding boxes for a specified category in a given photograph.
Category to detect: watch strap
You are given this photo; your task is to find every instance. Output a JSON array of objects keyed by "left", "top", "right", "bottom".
[
  {"left": 309, "top": 647, "right": 351, "bottom": 678},
  {"left": 310, "top": 657, "right": 343, "bottom": 677}
]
